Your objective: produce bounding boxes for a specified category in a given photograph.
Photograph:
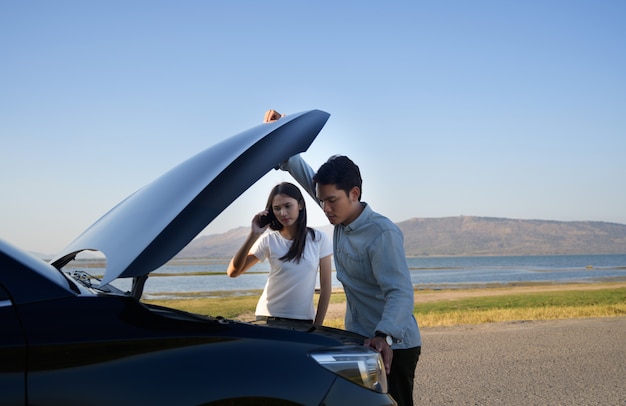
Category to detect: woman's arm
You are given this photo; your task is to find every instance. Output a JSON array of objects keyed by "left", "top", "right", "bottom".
[
  {"left": 227, "top": 213, "right": 268, "bottom": 277},
  {"left": 313, "top": 254, "right": 333, "bottom": 326},
  {"left": 226, "top": 231, "right": 261, "bottom": 277}
]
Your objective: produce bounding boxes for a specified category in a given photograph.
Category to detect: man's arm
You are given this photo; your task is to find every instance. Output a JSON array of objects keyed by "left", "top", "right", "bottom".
[
  {"left": 370, "top": 229, "right": 415, "bottom": 340},
  {"left": 279, "top": 155, "right": 317, "bottom": 203}
]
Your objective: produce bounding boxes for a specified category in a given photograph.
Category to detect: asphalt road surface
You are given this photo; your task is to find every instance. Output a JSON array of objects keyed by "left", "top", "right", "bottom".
[{"left": 413, "top": 317, "right": 626, "bottom": 405}]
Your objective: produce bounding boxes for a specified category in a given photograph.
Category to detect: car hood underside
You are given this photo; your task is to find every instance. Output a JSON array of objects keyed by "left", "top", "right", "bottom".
[{"left": 50, "top": 110, "right": 330, "bottom": 286}]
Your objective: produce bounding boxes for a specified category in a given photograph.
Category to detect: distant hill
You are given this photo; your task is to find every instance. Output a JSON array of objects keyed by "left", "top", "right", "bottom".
[
  {"left": 177, "top": 216, "right": 626, "bottom": 258},
  {"left": 178, "top": 227, "right": 253, "bottom": 258},
  {"left": 397, "top": 216, "right": 626, "bottom": 256}
]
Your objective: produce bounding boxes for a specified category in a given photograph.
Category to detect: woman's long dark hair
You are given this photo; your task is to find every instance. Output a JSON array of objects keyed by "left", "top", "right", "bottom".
[{"left": 265, "top": 182, "right": 316, "bottom": 263}]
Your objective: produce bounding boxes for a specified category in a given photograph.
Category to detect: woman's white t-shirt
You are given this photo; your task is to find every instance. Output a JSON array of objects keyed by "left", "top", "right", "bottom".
[{"left": 250, "top": 229, "right": 332, "bottom": 320}]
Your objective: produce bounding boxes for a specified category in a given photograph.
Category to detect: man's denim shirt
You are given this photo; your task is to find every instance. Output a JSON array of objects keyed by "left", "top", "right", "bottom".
[{"left": 282, "top": 155, "right": 421, "bottom": 349}]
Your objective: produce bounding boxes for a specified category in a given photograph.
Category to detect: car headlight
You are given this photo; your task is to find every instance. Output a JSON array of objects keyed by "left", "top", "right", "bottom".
[{"left": 310, "top": 346, "right": 388, "bottom": 393}]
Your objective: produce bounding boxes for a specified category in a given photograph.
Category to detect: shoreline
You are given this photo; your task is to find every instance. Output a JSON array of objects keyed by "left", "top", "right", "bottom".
[
  {"left": 143, "top": 279, "right": 626, "bottom": 301},
  {"left": 413, "top": 279, "right": 626, "bottom": 303}
]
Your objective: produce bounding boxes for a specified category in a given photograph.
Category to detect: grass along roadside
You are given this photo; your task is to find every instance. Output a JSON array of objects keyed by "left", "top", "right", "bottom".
[
  {"left": 415, "top": 285, "right": 626, "bottom": 327},
  {"left": 144, "top": 282, "right": 626, "bottom": 329}
]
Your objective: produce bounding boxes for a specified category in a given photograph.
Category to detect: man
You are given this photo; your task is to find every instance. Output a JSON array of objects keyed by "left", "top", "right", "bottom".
[{"left": 265, "top": 110, "right": 421, "bottom": 406}]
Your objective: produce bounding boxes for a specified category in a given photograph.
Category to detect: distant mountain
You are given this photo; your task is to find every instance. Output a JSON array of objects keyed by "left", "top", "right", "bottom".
[
  {"left": 397, "top": 216, "right": 626, "bottom": 256},
  {"left": 177, "top": 227, "right": 253, "bottom": 258},
  {"left": 177, "top": 216, "right": 626, "bottom": 258}
]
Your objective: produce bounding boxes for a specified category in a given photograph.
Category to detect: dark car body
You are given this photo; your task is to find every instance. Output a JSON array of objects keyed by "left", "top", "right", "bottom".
[{"left": 0, "top": 110, "right": 395, "bottom": 405}]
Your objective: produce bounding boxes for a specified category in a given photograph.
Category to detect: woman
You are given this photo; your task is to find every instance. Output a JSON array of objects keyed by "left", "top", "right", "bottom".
[{"left": 227, "top": 182, "right": 332, "bottom": 325}]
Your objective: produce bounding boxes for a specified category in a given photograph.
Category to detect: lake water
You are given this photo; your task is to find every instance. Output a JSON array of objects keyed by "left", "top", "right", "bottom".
[{"left": 71, "top": 254, "right": 626, "bottom": 299}]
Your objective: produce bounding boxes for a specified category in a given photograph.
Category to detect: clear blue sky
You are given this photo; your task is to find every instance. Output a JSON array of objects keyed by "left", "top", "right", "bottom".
[{"left": 2, "top": 1, "right": 625, "bottom": 255}]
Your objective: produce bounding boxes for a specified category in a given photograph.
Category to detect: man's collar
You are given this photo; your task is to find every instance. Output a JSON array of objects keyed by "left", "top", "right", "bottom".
[{"left": 343, "top": 202, "right": 370, "bottom": 231}]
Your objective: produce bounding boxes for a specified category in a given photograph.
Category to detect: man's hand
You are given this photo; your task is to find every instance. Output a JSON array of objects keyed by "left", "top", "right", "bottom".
[
  {"left": 264, "top": 109, "right": 285, "bottom": 123},
  {"left": 364, "top": 336, "right": 393, "bottom": 375}
]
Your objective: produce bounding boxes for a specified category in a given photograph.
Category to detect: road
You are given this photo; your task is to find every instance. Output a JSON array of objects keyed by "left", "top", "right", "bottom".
[{"left": 414, "top": 317, "right": 626, "bottom": 405}]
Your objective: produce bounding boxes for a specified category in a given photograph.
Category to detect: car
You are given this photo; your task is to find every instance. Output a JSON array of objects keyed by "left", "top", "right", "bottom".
[{"left": 0, "top": 110, "right": 396, "bottom": 405}]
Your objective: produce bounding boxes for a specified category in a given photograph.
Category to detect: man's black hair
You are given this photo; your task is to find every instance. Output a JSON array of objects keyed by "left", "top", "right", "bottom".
[{"left": 313, "top": 155, "right": 363, "bottom": 200}]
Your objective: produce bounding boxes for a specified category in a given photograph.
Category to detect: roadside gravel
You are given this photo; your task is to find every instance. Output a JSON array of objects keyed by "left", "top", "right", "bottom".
[{"left": 413, "top": 316, "right": 626, "bottom": 405}]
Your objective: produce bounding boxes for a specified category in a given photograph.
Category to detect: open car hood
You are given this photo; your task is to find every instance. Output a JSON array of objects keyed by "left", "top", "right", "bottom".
[{"left": 50, "top": 110, "right": 329, "bottom": 286}]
